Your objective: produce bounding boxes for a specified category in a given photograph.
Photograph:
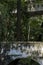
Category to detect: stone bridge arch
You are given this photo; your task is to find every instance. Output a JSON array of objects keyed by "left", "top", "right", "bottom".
[
  {"left": 8, "top": 58, "right": 21, "bottom": 65},
  {"left": 7, "top": 58, "right": 40, "bottom": 65}
]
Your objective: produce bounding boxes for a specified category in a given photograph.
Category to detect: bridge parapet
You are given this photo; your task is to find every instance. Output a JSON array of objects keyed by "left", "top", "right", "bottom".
[
  {"left": 27, "top": 3, "right": 43, "bottom": 12},
  {"left": 0, "top": 41, "right": 43, "bottom": 65}
]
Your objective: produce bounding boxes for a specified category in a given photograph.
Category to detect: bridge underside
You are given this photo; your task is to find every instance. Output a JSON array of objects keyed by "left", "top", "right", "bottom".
[
  {"left": 8, "top": 59, "right": 20, "bottom": 65},
  {"left": 25, "top": 10, "right": 43, "bottom": 17},
  {"left": 8, "top": 58, "right": 40, "bottom": 65}
]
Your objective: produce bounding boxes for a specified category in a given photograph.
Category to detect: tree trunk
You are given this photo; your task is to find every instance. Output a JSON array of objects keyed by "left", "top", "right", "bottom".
[{"left": 16, "top": 0, "right": 23, "bottom": 41}]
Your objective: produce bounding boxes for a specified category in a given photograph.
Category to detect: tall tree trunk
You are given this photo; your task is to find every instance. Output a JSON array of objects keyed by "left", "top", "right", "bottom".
[{"left": 16, "top": 0, "right": 23, "bottom": 41}]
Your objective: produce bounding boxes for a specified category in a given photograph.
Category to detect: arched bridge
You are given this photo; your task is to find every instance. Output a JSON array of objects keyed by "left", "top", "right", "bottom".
[
  {"left": 25, "top": 2, "right": 43, "bottom": 17},
  {"left": 0, "top": 41, "right": 43, "bottom": 65},
  {"left": 17, "top": 0, "right": 43, "bottom": 17}
]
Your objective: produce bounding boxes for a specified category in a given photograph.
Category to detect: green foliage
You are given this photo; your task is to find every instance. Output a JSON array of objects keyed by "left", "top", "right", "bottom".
[
  {"left": 17, "top": 57, "right": 40, "bottom": 65},
  {"left": 0, "top": 0, "right": 43, "bottom": 41}
]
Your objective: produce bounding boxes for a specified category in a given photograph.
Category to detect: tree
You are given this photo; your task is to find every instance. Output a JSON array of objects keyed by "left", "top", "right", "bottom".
[{"left": 16, "top": 0, "right": 23, "bottom": 41}]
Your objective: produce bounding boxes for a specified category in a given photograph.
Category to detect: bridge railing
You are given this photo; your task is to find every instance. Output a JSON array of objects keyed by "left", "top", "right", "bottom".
[
  {"left": 27, "top": 3, "right": 43, "bottom": 12},
  {"left": 0, "top": 41, "right": 43, "bottom": 65},
  {"left": 0, "top": 41, "right": 43, "bottom": 55}
]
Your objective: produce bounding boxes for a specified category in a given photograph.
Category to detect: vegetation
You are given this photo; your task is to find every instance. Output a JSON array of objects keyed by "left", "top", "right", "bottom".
[
  {"left": 8, "top": 57, "right": 40, "bottom": 65},
  {"left": 0, "top": 0, "right": 43, "bottom": 42},
  {"left": 0, "top": 1, "right": 43, "bottom": 65},
  {"left": 17, "top": 57, "right": 40, "bottom": 65}
]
